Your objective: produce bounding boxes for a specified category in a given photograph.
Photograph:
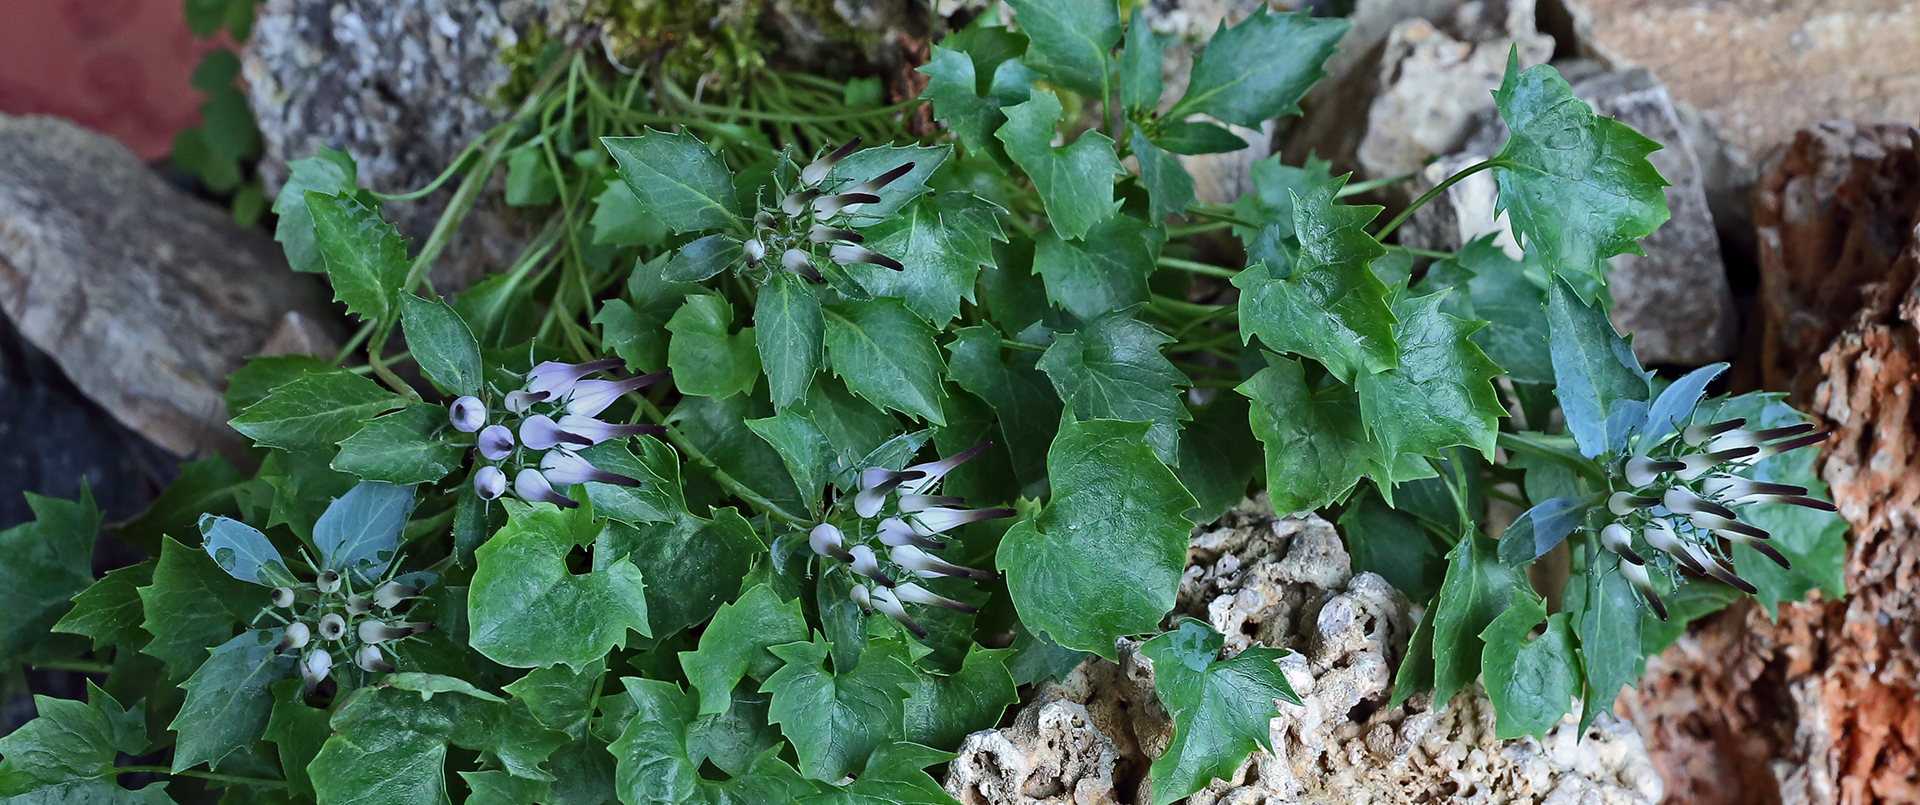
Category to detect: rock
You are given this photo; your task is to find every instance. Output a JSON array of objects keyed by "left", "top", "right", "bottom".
[
  {"left": 1750, "top": 122, "right": 1920, "bottom": 403},
  {"left": 1546, "top": 0, "right": 1920, "bottom": 156},
  {"left": 947, "top": 507, "right": 1664, "bottom": 805},
  {"left": 0, "top": 114, "right": 338, "bottom": 461},
  {"left": 1281, "top": 0, "right": 1462, "bottom": 176}
]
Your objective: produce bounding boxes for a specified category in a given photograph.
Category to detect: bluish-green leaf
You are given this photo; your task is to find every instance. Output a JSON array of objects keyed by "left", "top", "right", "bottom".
[
  {"left": 822, "top": 144, "right": 951, "bottom": 221},
  {"left": 1576, "top": 554, "right": 1642, "bottom": 732},
  {"left": 198, "top": 514, "right": 293, "bottom": 587},
  {"left": 662, "top": 234, "right": 744, "bottom": 283},
  {"left": 1119, "top": 21, "right": 1166, "bottom": 113},
  {"left": 314, "top": 481, "right": 417, "bottom": 583},
  {"left": 274, "top": 148, "right": 358, "bottom": 274},
  {"left": 1546, "top": 277, "right": 1651, "bottom": 457},
  {"left": 1129, "top": 125, "right": 1195, "bottom": 225},
  {"left": 1496, "top": 496, "right": 1596, "bottom": 566}
]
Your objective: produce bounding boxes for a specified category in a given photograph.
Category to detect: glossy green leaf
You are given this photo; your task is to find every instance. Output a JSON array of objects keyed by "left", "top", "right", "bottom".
[
  {"left": 309, "top": 686, "right": 453, "bottom": 805},
  {"left": 265, "top": 680, "right": 332, "bottom": 801},
  {"left": 503, "top": 658, "right": 605, "bottom": 740},
  {"left": 1033, "top": 213, "right": 1161, "bottom": 320},
  {"left": 576, "top": 438, "right": 681, "bottom": 527},
  {"left": 399, "top": 293, "right": 484, "bottom": 396},
  {"left": 139, "top": 535, "right": 258, "bottom": 680},
  {"left": 314, "top": 481, "right": 416, "bottom": 582},
  {"left": 667, "top": 393, "right": 807, "bottom": 516},
  {"left": 662, "top": 234, "right": 744, "bottom": 283},
  {"left": 0, "top": 487, "right": 98, "bottom": 661},
  {"left": 1492, "top": 54, "right": 1669, "bottom": 295},
  {"left": 916, "top": 46, "right": 1035, "bottom": 157},
  {"left": 667, "top": 294, "right": 761, "bottom": 400},
  {"left": 1150, "top": 120, "right": 1247, "bottom": 155},
  {"left": 1129, "top": 126, "right": 1195, "bottom": 225},
  {"left": 307, "top": 191, "right": 409, "bottom": 325},
  {"left": 1429, "top": 535, "right": 1525, "bottom": 709},
  {"left": 1140, "top": 620, "right": 1299, "bottom": 805},
  {"left": 1000, "top": 419, "right": 1196, "bottom": 659},
  {"left": 197, "top": 514, "right": 293, "bottom": 587},
  {"left": 824, "top": 298, "right": 949, "bottom": 425},
  {"left": 811, "top": 742, "right": 959, "bottom": 805},
  {"left": 1166, "top": 8, "right": 1346, "bottom": 127},
  {"left": 603, "top": 130, "right": 739, "bottom": 234},
  {"left": 0, "top": 688, "right": 146, "bottom": 796},
  {"left": 597, "top": 506, "right": 758, "bottom": 639},
  {"left": 273, "top": 148, "right": 358, "bottom": 275},
  {"left": 755, "top": 272, "right": 825, "bottom": 409},
  {"left": 1496, "top": 496, "right": 1595, "bottom": 566},
  {"left": 1240, "top": 355, "right": 1377, "bottom": 514},
  {"left": 945, "top": 325, "right": 1061, "bottom": 486},
  {"left": 857, "top": 192, "right": 1005, "bottom": 327},
  {"left": 1355, "top": 291, "right": 1507, "bottom": 462},
  {"left": 764, "top": 636, "right": 917, "bottom": 781},
  {"left": 996, "top": 90, "right": 1124, "bottom": 240},
  {"left": 1479, "top": 591, "right": 1577, "bottom": 740},
  {"left": 902, "top": 646, "right": 1018, "bottom": 751},
  {"left": 1232, "top": 179, "right": 1395, "bottom": 382},
  {"left": 461, "top": 771, "right": 550, "bottom": 805},
  {"left": 1001, "top": 0, "right": 1119, "bottom": 98},
  {"left": 332, "top": 404, "right": 465, "bottom": 485},
  {"left": 679, "top": 584, "right": 810, "bottom": 716},
  {"left": 170, "top": 629, "right": 293, "bottom": 772},
  {"left": 1420, "top": 236, "right": 1554, "bottom": 385},
  {"left": 1576, "top": 555, "right": 1642, "bottom": 732},
  {"left": 229, "top": 370, "right": 398, "bottom": 454},
  {"left": 1545, "top": 277, "right": 1650, "bottom": 457},
  {"left": 746, "top": 409, "right": 831, "bottom": 508},
  {"left": 608, "top": 678, "right": 818, "bottom": 805},
  {"left": 1038, "top": 311, "right": 1189, "bottom": 464},
  {"left": 469, "top": 500, "right": 649, "bottom": 669},
  {"left": 52, "top": 561, "right": 153, "bottom": 651},
  {"left": 1173, "top": 393, "right": 1261, "bottom": 525}
]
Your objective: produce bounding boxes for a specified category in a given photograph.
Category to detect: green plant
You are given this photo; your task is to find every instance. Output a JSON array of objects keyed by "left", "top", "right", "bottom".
[
  {"left": 0, "top": 2, "right": 1844, "bottom": 804},
  {"left": 175, "top": 0, "right": 268, "bottom": 225}
]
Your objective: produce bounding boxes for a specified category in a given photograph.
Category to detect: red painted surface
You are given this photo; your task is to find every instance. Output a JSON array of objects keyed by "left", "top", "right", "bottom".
[{"left": 0, "top": 0, "right": 218, "bottom": 161}]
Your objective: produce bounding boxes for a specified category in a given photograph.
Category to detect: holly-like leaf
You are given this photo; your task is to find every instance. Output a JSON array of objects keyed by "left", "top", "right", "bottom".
[
  {"left": 1129, "top": 126, "right": 1195, "bottom": 225},
  {"left": 603, "top": 130, "right": 739, "bottom": 234},
  {"left": 1479, "top": 591, "right": 1577, "bottom": 740},
  {"left": 996, "top": 90, "right": 1125, "bottom": 240},
  {"left": 1119, "top": 21, "right": 1166, "bottom": 113},
  {"left": 824, "top": 298, "right": 949, "bottom": 425},
  {"left": 575, "top": 438, "right": 681, "bottom": 527},
  {"left": 1001, "top": 0, "right": 1119, "bottom": 98},
  {"left": 945, "top": 325, "right": 1061, "bottom": 487},
  {"left": 1039, "top": 311, "right": 1190, "bottom": 464},
  {"left": 662, "top": 234, "right": 744, "bottom": 283},
  {"left": 747, "top": 409, "right": 831, "bottom": 508},
  {"left": 314, "top": 481, "right": 416, "bottom": 583},
  {"left": 1033, "top": 213, "right": 1161, "bottom": 320},
  {"left": 1496, "top": 495, "right": 1597, "bottom": 566},
  {"left": 139, "top": 535, "right": 258, "bottom": 680},
  {"left": 309, "top": 686, "right": 454, "bottom": 805},
  {"left": 274, "top": 148, "right": 359, "bottom": 274},
  {"left": 1151, "top": 120, "right": 1247, "bottom": 155},
  {"left": 902, "top": 646, "right": 1018, "bottom": 752},
  {"left": 667, "top": 294, "right": 761, "bottom": 400},
  {"left": 0, "top": 487, "right": 98, "bottom": 661},
  {"left": 398, "top": 293, "right": 483, "bottom": 397},
  {"left": 1418, "top": 236, "right": 1555, "bottom": 386},
  {"left": 679, "top": 584, "right": 809, "bottom": 716},
  {"left": 1166, "top": 9, "right": 1346, "bottom": 128},
  {"left": 1240, "top": 355, "right": 1377, "bottom": 513},
  {"left": 265, "top": 680, "right": 332, "bottom": 800},
  {"left": 197, "top": 514, "right": 293, "bottom": 587},
  {"left": 857, "top": 192, "right": 1006, "bottom": 327},
  {"left": 755, "top": 272, "right": 825, "bottom": 409},
  {"left": 815, "top": 742, "right": 960, "bottom": 805},
  {"left": 1355, "top": 291, "right": 1507, "bottom": 462},
  {"left": 170, "top": 629, "right": 293, "bottom": 772},
  {"left": 1545, "top": 277, "right": 1651, "bottom": 457},
  {"left": 999, "top": 419, "right": 1197, "bottom": 659},
  {"left": 52, "top": 561, "right": 153, "bottom": 651},
  {"left": 0, "top": 688, "right": 154, "bottom": 797},
  {"left": 763, "top": 636, "right": 917, "bottom": 782},
  {"left": 229, "top": 370, "right": 399, "bottom": 454},
  {"left": 916, "top": 46, "right": 1036, "bottom": 157},
  {"left": 668, "top": 394, "right": 807, "bottom": 516},
  {"left": 1492, "top": 54, "right": 1670, "bottom": 294},
  {"left": 598, "top": 507, "right": 760, "bottom": 639},
  {"left": 1575, "top": 555, "right": 1642, "bottom": 732},
  {"left": 307, "top": 191, "right": 410, "bottom": 325},
  {"left": 1232, "top": 179, "right": 1396, "bottom": 382},
  {"left": 608, "top": 678, "right": 819, "bottom": 805},
  {"left": 1429, "top": 535, "right": 1526, "bottom": 709},
  {"left": 503, "top": 659, "right": 605, "bottom": 741},
  {"left": 468, "top": 500, "right": 649, "bottom": 669},
  {"left": 1140, "top": 620, "right": 1300, "bottom": 805},
  {"left": 332, "top": 404, "right": 466, "bottom": 485}
]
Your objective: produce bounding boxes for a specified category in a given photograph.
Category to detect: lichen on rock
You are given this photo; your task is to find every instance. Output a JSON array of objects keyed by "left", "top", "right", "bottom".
[{"left": 947, "top": 504, "right": 1664, "bottom": 805}]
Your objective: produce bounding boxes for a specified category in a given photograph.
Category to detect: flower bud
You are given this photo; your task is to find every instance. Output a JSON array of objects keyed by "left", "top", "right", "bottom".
[
  {"left": 897, "top": 494, "right": 964, "bottom": 514},
  {"left": 743, "top": 238, "right": 767, "bottom": 266},
  {"left": 809, "top": 523, "right": 853, "bottom": 561},
  {"left": 556, "top": 414, "right": 666, "bottom": 445},
  {"left": 276, "top": 622, "right": 311, "bottom": 654},
  {"left": 1641, "top": 519, "right": 1699, "bottom": 572},
  {"left": 1625, "top": 456, "right": 1685, "bottom": 487},
  {"left": 1608, "top": 492, "right": 1659, "bottom": 516},
  {"left": 895, "top": 582, "right": 979, "bottom": 613},
  {"left": 345, "top": 594, "right": 372, "bottom": 616},
  {"left": 781, "top": 248, "right": 823, "bottom": 282},
  {"left": 448, "top": 396, "right": 487, "bottom": 433},
  {"left": 355, "top": 644, "right": 393, "bottom": 673},
  {"left": 876, "top": 517, "right": 944, "bottom": 550},
  {"left": 1708, "top": 423, "right": 1816, "bottom": 451},
  {"left": 504, "top": 389, "right": 545, "bottom": 414},
  {"left": 300, "top": 649, "right": 333, "bottom": 693},
  {"left": 540, "top": 448, "right": 641, "bottom": 487},
  {"left": 801, "top": 139, "right": 861, "bottom": 186},
  {"left": 316, "top": 570, "right": 341, "bottom": 594},
  {"left": 521, "top": 414, "right": 593, "bottom": 451},
  {"left": 1675, "top": 446, "right": 1759, "bottom": 481},
  {"left": 889, "top": 544, "right": 997, "bottom": 581},
  {"left": 565, "top": 372, "right": 668, "bottom": 418},
  {"left": 271, "top": 586, "right": 296, "bottom": 608},
  {"left": 908, "top": 506, "right": 1016, "bottom": 537},
  {"left": 848, "top": 545, "right": 893, "bottom": 587},
  {"left": 848, "top": 583, "right": 872, "bottom": 615},
  {"left": 373, "top": 581, "right": 419, "bottom": 610},
  {"left": 808, "top": 224, "right": 862, "bottom": 244},
  {"left": 1663, "top": 487, "right": 1736, "bottom": 519},
  {"left": 849, "top": 162, "right": 915, "bottom": 196},
  {"left": 514, "top": 468, "right": 579, "bottom": 509},
  {"left": 474, "top": 465, "right": 507, "bottom": 500},
  {"left": 525, "top": 358, "right": 624, "bottom": 399},
  {"left": 814, "top": 193, "right": 882, "bottom": 218},
  {"left": 478, "top": 424, "right": 515, "bottom": 461},
  {"left": 899, "top": 443, "right": 990, "bottom": 495},
  {"left": 358, "top": 620, "right": 432, "bottom": 644},
  {"left": 1599, "top": 523, "right": 1645, "bottom": 565},
  {"left": 868, "top": 585, "right": 925, "bottom": 637},
  {"left": 1678, "top": 540, "right": 1759, "bottom": 594},
  {"left": 828, "top": 243, "right": 903, "bottom": 271},
  {"left": 1682, "top": 418, "right": 1746, "bottom": 446},
  {"left": 780, "top": 189, "right": 820, "bottom": 217},
  {"left": 317, "top": 613, "right": 347, "bottom": 642},
  {"left": 1618, "top": 559, "right": 1667, "bottom": 620}
]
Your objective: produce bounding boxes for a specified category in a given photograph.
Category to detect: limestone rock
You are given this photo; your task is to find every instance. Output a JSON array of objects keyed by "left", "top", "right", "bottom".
[
  {"left": 947, "top": 507, "right": 1663, "bottom": 805},
  {"left": 0, "top": 114, "right": 337, "bottom": 461},
  {"left": 1546, "top": 0, "right": 1920, "bottom": 155}
]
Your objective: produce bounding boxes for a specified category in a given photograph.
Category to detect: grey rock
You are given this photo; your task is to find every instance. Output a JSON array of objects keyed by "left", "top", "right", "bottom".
[
  {"left": 1280, "top": 0, "right": 1462, "bottom": 176},
  {"left": 0, "top": 114, "right": 338, "bottom": 461}
]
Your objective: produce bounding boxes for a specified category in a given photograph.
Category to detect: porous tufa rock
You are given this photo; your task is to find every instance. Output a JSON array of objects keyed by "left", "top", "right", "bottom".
[{"left": 948, "top": 505, "right": 1664, "bottom": 804}]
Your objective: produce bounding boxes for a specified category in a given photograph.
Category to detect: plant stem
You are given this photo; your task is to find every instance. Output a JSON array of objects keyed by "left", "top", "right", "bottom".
[
  {"left": 31, "top": 659, "right": 112, "bottom": 674},
  {"left": 1372, "top": 159, "right": 1505, "bottom": 241},
  {"left": 115, "top": 766, "right": 289, "bottom": 789},
  {"left": 1183, "top": 203, "right": 1260, "bottom": 230},
  {"left": 1166, "top": 219, "right": 1232, "bottom": 238},
  {"left": 1496, "top": 431, "right": 1607, "bottom": 485},
  {"left": 1336, "top": 171, "right": 1417, "bottom": 197},
  {"left": 1157, "top": 256, "right": 1239, "bottom": 280},
  {"left": 1390, "top": 245, "right": 1457, "bottom": 260},
  {"left": 632, "top": 397, "right": 806, "bottom": 526}
]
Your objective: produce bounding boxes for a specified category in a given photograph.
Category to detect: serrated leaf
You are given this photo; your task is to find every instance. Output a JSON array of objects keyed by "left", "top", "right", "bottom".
[
  {"left": 916, "top": 46, "right": 1034, "bottom": 157},
  {"left": 1338, "top": 486, "right": 1447, "bottom": 603},
  {"left": 824, "top": 298, "right": 948, "bottom": 425},
  {"left": 1430, "top": 535, "right": 1526, "bottom": 709},
  {"left": 1356, "top": 291, "right": 1507, "bottom": 462},
  {"left": 170, "top": 629, "right": 293, "bottom": 772},
  {"left": 461, "top": 771, "right": 549, "bottom": 805},
  {"left": 609, "top": 678, "right": 819, "bottom": 805},
  {"left": 1033, "top": 213, "right": 1161, "bottom": 320},
  {"left": 755, "top": 272, "right": 825, "bottom": 409},
  {"left": 1119, "top": 21, "right": 1166, "bottom": 114},
  {"left": 1151, "top": 120, "right": 1247, "bottom": 155},
  {"left": 814, "top": 742, "right": 959, "bottom": 805},
  {"left": 332, "top": 404, "right": 465, "bottom": 485},
  {"left": 1576, "top": 554, "right": 1642, "bottom": 732},
  {"left": 1001, "top": 0, "right": 1119, "bottom": 98},
  {"left": 229, "top": 370, "right": 399, "bottom": 454},
  {"left": 1232, "top": 178, "right": 1396, "bottom": 382},
  {"left": 597, "top": 506, "right": 758, "bottom": 639},
  {"left": 265, "top": 680, "right": 332, "bottom": 800},
  {"left": 1000, "top": 419, "right": 1196, "bottom": 659},
  {"left": 764, "top": 636, "right": 917, "bottom": 781},
  {"left": 197, "top": 515, "right": 293, "bottom": 587},
  {"left": 589, "top": 181, "right": 669, "bottom": 248},
  {"left": 1545, "top": 277, "right": 1651, "bottom": 457},
  {"left": 52, "top": 562, "right": 153, "bottom": 651},
  {"left": 575, "top": 438, "right": 681, "bottom": 527},
  {"left": 1638, "top": 363, "right": 1726, "bottom": 451},
  {"left": 679, "top": 584, "right": 810, "bottom": 716},
  {"left": 0, "top": 488, "right": 98, "bottom": 661},
  {"left": 314, "top": 481, "right": 416, "bottom": 583},
  {"left": 603, "top": 130, "right": 739, "bottom": 234},
  {"left": 309, "top": 686, "right": 453, "bottom": 805},
  {"left": 1129, "top": 125, "right": 1195, "bottom": 225},
  {"left": 668, "top": 393, "right": 807, "bottom": 516},
  {"left": 1239, "top": 355, "right": 1377, "bottom": 513},
  {"left": 307, "top": 191, "right": 409, "bottom": 324},
  {"left": 274, "top": 148, "right": 358, "bottom": 275},
  {"left": 996, "top": 90, "right": 1124, "bottom": 240},
  {"left": 857, "top": 192, "right": 1006, "bottom": 327},
  {"left": 662, "top": 234, "right": 743, "bottom": 283},
  {"left": 1173, "top": 393, "right": 1261, "bottom": 525},
  {"left": 902, "top": 646, "right": 1018, "bottom": 751},
  {"left": 946, "top": 325, "right": 1061, "bottom": 487},
  {"left": 667, "top": 294, "right": 761, "bottom": 400},
  {"left": 1418, "top": 235, "right": 1555, "bottom": 385},
  {"left": 0, "top": 692, "right": 129, "bottom": 794},
  {"left": 1140, "top": 620, "right": 1300, "bottom": 805},
  {"left": 1496, "top": 495, "right": 1596, "bottom": 566},
  {"left": 503, "top": 658, "right": 604, "bottom": 740},
  {"left": 1038, "top": 311, "right": 1189, "bottom": 464},
  {"left": 1231, "top": 153, "right": 1334, "bottom": 243},
  {"left": 470, "top": 500, "right": 649, "bottom": 669},
  {"left": 399, "top": 294, "right": 483, "bottom": 396},
  {"left": 138, "top": 535, "right": 258, "bottom": 680},
  {"left": 747, "top": 410, "right": 831, "bottom": 508},
  {"left": 1166, "top": 9, "right": 1346, "bottom": 127},
  {"left": 1479, "top": 592, "right": 1577, "bottom": 740},
  {"left": 1492, "top": 54, "right": 1670, "bottom": 293}
]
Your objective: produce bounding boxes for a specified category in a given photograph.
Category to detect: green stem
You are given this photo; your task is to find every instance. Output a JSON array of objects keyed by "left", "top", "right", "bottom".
[
  {"left": 115, "top": 766, "right": 288, "bottom": 789},
  {"left": 1497, "top": 431, "right": 1607, "bottom": 486},
  {"left": 365, "top": 326, "right": 419, "bottom": 400},
  {"left": 1166, "top": 219, "right": 1232, "bottom": 238},
  {"left": 1372, "top": 159, "right": 1506, "bottom": 241},
  {"left": 1390, "top": 245, "right": 1458, "bottom": 260},
  {"left": 1157, "top": 256, "right": 1239, "bottom": 280},
  {"left": 333, "top": 321, "right": 376, "bottom": 366},
  {"left": 32, "top": 659, "right": 112, "bottom": 674},
  {"left": 1000, "top": 339, "right": 1047, "bottom": 353},
  {"left": 1337, "top": 171, "right": 1417, "bottom": 198},
  {"left": 634, "top": 397, "right": 806, "bottom": 526},
  {"left": 1183, "top": 203, "right": 1260, "bottom": 230}
]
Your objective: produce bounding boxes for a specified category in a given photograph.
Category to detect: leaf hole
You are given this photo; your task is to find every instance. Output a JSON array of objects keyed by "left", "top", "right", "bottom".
[{"left": 566, "top": 543, "right": 593, "bottom": 575}]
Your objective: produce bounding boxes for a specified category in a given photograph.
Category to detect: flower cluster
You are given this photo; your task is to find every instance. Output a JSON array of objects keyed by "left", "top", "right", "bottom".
[
  {"left": 448, "top": 360, "right": 667, "bottom": 508},
  {"left": 255, "top": 566, "right": 433, "bottom": 694},
  {"left": 807, "top": 444, "right": 1012, "bottom": 637},
  {"left": 1599, "top": 417, "right": 1833, "bottom": 618},
  {"left": 742, "top": 138, "right": 912, "bottom": 284}
]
